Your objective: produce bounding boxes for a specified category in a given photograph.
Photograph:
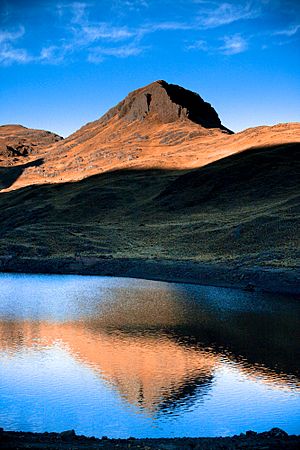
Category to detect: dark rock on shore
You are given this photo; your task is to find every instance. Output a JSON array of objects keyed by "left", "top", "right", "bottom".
[{"left": 0, "top": 427, "right": 299, "bottom": 449}]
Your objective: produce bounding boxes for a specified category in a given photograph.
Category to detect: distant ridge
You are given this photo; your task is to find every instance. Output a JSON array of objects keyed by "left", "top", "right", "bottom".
[{"left": 0, "top": 124, "right": 62, "bottom": 159}]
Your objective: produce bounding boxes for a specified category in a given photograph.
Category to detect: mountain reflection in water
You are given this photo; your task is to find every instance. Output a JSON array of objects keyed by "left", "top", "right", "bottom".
[
  {"left": 0, "top": 274, "right": 299, "bottom": 436},
  {"left": 0, "top": 321, "right": 216, "bottom": 413}
]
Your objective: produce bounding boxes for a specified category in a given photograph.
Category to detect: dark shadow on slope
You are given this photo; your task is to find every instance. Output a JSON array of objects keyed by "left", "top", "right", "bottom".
[
  {"left": 154, "top": 142, "right": 300, "bottom": 209},
  {"left": 0, "top": 158, "right": 44, "bottom": 191},
  {"left": 0, "top": 143, "right": 298, "bottom": 231}
]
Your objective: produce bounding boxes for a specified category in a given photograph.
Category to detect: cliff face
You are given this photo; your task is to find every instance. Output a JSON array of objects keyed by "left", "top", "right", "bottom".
[{"left": 101, "top": 80, "right": 231, "bottom": 131}]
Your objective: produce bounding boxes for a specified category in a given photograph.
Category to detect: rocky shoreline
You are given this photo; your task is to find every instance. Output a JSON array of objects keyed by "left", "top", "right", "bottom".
[
  {"left": 1, "top": 427, "right": 300, "bottom": 449},
  {"left": 0, "top": 256, "right": 299, "bottom": 295}
]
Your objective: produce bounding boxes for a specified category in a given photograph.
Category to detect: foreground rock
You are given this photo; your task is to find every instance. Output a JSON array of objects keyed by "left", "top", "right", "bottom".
[{"left": 0, "top": 427, "right": 299, "bottom": 449}]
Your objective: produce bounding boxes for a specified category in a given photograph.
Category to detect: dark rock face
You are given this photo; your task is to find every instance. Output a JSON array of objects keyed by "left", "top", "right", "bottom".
[{"left": 102, "top": 80, "right": 232, "bottom": 132}]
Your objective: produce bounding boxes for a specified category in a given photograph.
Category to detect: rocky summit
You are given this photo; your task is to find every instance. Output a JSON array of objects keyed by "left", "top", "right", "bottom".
[{"left": 101, "top": 80, "right": 231, "bottom": 131}]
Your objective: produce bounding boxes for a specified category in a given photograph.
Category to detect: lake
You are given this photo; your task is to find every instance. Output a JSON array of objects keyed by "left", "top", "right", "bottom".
[{"left": 0, "top": 272, "right": 299, "bottom": 438}]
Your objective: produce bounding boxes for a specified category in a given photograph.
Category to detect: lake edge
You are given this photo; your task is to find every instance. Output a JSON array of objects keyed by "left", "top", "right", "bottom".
[
  {"left": 0, "top": 256, "right": 299, "bottom": 295},
  {"left": 1, "top": 427, "right": 300, "bottom": 449}
]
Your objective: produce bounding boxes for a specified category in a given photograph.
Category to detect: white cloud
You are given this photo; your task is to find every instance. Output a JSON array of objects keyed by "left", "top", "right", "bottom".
[
  {"left": 0, "top": 1, "right": 280, "bottom": 66},
  {"left": 39, "top": 44, "right": 73, "bottom": 64},
  {"left": 197, "top": 2, "right": 261, "bottom": 28},
  {"left": 186, "top": 33, "right": 248, "bottom": 55},
  {"left": 112, "top": 0, "right": 149, "bottom": 12},
  {"left": 56, "top": 2, "right": 89, "bottom": 24},
  {"left": 0, "top": 25, "right": 31, "bottom": 65},
  {"left": 0, "top": 25, "right": 25, "bottom": 44},
  {"left": 52, "top": 2, "right": 191, "bottom": 63},
  {"left": 273, "top": 24, "right": 300, "bottom": 37},
  {"left": 219, "top": 34, "right": 248, "bottom": 54},
  {"left": 186, "top": 39, "right": 208, "bottom": 50},
  {"left": 79, "top": 24, "right": 134, "bottom": 43},
  {"left": 0, "top": 43, "right": 32, "bottom": 65},
  {"left": 139, "top": 21, "right": 191, "bottom": 34},
  {"left": 57, "top": 2, "right": 136, "bottom": 47},
  {"left": 88, "top": 43, "right": 144, "bottom": 62},
  {"left": 70, "top": 1, "right": 89, "bottom": 24}
]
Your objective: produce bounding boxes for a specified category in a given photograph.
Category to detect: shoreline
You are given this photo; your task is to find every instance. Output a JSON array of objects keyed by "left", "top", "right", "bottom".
[
  {"left": 0, "top": 256, "right": 299, "bottom": 295},
  {"left": 1, "top": 427, "right": 300, "bottom": 449}
]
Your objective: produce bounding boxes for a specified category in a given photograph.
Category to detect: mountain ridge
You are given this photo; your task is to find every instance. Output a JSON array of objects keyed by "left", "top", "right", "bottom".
[
  {"left": 0, "top": 80, "right": 299, "bottom": 192},
  {"left": 0, "top": 81, "right": 299, "bottom": 291}
]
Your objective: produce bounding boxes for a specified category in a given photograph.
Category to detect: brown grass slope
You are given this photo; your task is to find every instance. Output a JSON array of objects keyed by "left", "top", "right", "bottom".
[{"left": 0, "top": 142, "right": 299, "bottom": 268}]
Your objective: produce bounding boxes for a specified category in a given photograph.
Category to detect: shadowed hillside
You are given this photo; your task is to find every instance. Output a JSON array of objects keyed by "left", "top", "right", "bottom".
[
  {"left": 0, "top": 81, "right": 299, "bottom": 287},
  {"left": 0, "top": 142, "right": 299, "bottom": 268}
]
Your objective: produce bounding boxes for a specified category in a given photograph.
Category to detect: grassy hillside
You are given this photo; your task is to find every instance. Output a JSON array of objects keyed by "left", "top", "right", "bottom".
[{"left": 0, "top": 142, "right": 299, "bottom": 268}]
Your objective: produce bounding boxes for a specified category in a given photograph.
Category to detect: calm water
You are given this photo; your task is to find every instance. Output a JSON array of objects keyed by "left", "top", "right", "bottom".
[{"left": 0, "top": 273, "right": 299, "bottom": 438}]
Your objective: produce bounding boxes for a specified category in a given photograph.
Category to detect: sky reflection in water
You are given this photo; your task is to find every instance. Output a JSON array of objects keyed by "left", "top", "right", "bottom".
[{"left": 0, "top": 273, "right": 299, "bottom": 438}]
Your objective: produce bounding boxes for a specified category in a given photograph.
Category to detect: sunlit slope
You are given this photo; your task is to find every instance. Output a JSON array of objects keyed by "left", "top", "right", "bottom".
[
  {"left": 1, "top": 80, "right": 299, "bottom": 192},
  {"left": 0, "top": 142, "right": 299, "bottom": 267},
  {"left": 0, "top": 124, "right": 62, "bottom": 161}
]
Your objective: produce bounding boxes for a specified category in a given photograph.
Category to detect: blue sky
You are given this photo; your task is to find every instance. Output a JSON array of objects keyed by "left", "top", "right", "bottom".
[{"left": 0, "top": 0, "right": 299, "bottom": 136}]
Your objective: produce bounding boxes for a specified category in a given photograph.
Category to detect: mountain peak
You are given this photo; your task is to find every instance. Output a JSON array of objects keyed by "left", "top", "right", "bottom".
[{"left": 101, "top": 80, "right": 232, "bottom": 132}]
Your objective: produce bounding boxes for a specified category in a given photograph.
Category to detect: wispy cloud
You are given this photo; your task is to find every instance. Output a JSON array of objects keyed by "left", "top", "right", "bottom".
[
  {"left": 0, "top": 44, "right": 32, "bottom": 65},
  {"left": 51, "top": 2, "right": 191, "bottom": 63},
  {"left": 0, "top": 0, "right": 296, "bottom": 66},
  {"left": 88, "top": 43, "right": 144, "bottom": 62},
  {"left": 112, "top": 0, "right": 149, "bottom": 12},
  {"left": 70, "top": 1, "right": 89, "bottom": 24},
  {"left": 0, "top": 25, "right": 31, "bottom": 65},
  {"left": 196, "top": 1, "right": 261, "bottom": 28},
  {"left": 59, "top": 2, "right": 134, "bottom": 43},
  {"left": 0, "top": 25, "right": 25, "bottom": 43},
  {"left": 56, "top": 1, "right": 89, "bottom": 23},
  {"left": 219, "top": 34, "right": 248, "bottom": 54},
  {"left": 48, "top": 1, "right": 259, "bottom": 63},
  {"left": 187, "top": 33, "right": 248, "bottom": 55},
  {"left": 78, "top": 24, "right": 134, "bottom": 44},
  {"left": 186, "top": 39, "right": 208, "bottom": 51},
  {"left": 39, "top": 43, "right": 73, "bottom": 64},
  {"left": 273, "top": 23, "right": 300, "bottom": 37},
  {"left": 139, "top": 21, "right": 191, "bottom": 34}
]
